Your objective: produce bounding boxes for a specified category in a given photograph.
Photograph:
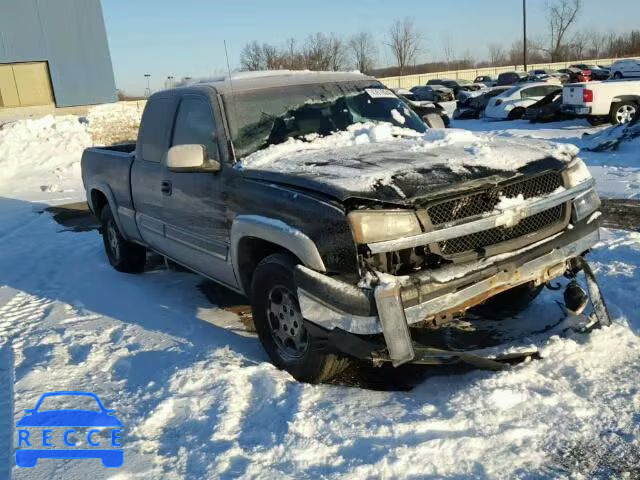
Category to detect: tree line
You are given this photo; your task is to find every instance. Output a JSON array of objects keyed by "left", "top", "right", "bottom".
[{"left": 240, "top": 0, "right": 640, "bottom": 77}]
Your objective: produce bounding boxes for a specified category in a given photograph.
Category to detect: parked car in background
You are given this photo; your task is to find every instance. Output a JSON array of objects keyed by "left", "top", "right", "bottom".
[
  {"left": 427, "top": 78, "right": 482, "bottom": 96},
  {"left": 410, "top": 85, "right": 455, "bottom": 102},
  {"left": 485, "top": 83, "right": 562, "bottom": 120},
  {"left": 609, "top": 59, "right": 640, "bottom": 79},
  {"left": 393, "top": 88, "right": 451, "bottom": 128},
  {"left": 454, "top": 86, "right": 511, "bottom": 119},
  {"left": 559, "top": 67, "right": 592, "bottom": 83},
  {"left": 524, "top": 90, "right": 571, "bottom": 123},
  {"left": 562, "top": 79, "right": 640, "bottom": 125},
  {"left": 497, "top": 71, "right": 528, "bottom": 86},
  {"left": 570, "top": 64, "right": 611, "bottom": 81},
  {"left": 474, "top": 75, "right": 496, "bottom": 87}
]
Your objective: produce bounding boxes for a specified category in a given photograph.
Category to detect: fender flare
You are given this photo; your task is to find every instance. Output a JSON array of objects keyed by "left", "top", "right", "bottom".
[
  {"left": 86, "top": 182, "right": 128, "bottom": 239},
  {"left": 230, "top": 215, "right": 327, "bottom": 288},
  {"left": 611, "top": 94, "right": 640, "bottom": 105}
]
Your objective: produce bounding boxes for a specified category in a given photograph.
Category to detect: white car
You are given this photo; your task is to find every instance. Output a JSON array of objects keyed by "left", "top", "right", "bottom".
[
  {"left": 610, "top": 59, "right": 640, "bottom": 79},
  {"left": 484, "top": 83, "right": 562, "bottom": 120}
]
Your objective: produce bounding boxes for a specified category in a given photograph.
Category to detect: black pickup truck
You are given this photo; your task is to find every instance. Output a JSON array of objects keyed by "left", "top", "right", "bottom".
[{"left": 81, "top": 71, "right": 603, "bottom": 383}]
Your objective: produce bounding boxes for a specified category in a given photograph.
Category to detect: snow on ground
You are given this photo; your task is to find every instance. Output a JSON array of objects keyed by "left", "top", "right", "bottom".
[{"left": 1, "top": 108, "right": 639, "bottom": 479}]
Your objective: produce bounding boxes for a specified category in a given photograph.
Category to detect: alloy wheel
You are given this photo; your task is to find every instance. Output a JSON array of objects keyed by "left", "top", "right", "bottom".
[{"left": 266, "top": 285, "right": 308, "bottom": 359}]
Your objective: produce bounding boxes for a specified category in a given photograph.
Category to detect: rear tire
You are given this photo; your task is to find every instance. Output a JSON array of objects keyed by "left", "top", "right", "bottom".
[
  {"left": 587, "top": 116, "right": 609, "bottom": 126},
  {"left": 610, "top": 102, "right": 637, "bottom": 125},
  {"left": 100, "top": 205, "right": 146, "bottom": 273},
  {"left": 471, "top": 282, "right": 544, "bottom": 319},
  {"left": 508, "top": 107, "right": 525, "bottom": 120},
  {"left": 250, "top": 253, "right": 350, "bottom": 383}
]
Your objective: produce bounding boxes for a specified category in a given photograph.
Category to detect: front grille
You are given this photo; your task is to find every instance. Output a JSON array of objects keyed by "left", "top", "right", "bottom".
[
  {"left": 438, "top": 204, "right": 565, "bottom": 256},
  {"left": 427, "top": 171, "right": 564, "bottom": 226}
]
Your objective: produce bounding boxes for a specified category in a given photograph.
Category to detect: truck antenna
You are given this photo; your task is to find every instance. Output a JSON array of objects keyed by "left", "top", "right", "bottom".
[{"left": 224, "top": 40, "right": 238, "bottom": 162}]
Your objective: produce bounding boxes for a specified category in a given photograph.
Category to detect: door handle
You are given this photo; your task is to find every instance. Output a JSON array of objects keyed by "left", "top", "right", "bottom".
[{"left": 161, "top": 180, "right": 172, "bottom": 196}]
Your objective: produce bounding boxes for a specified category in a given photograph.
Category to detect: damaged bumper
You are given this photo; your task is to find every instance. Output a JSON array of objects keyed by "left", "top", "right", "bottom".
[{"left": 296, "top": 218, "right": 601, "bottom": 366}]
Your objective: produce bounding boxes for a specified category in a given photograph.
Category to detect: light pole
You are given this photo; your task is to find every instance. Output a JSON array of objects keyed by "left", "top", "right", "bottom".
[
  {"left": 523, "top": 0, "right": 528, "bottom": 71},
  {"left": 144, "top": 74, "right": 151, "bottom": 97}
]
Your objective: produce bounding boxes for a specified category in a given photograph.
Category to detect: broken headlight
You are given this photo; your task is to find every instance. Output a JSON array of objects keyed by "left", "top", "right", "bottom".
[
  {"left": 348, "top": 210, "right": 422, "bottom": 244},
  {"left": 572, "top": 188, "right": 601, "bottom": 223}
]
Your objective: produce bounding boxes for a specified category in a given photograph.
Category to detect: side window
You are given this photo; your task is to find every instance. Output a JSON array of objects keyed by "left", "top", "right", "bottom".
[
  {"left": 521, "top": 87, "right": 543, "bottom": 98},
  {"left": 139, "top": 98, "right": 174, "bottom": 163},
  {"left": 172, "top": 96, "right": 219, "bottom": 161}
]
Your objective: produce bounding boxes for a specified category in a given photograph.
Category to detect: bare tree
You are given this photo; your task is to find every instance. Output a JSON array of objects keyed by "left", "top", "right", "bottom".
[
  {"left": 488, "top": 43, "right": 507, "bottom": 66},
  {"left": 545, "top": 0, "right": 583, "bottom": 61},
  {"left": 262, "top": 43, "right": 281, "bottom": 69},
  {"left": 240, "top": 41, "right": 264, "bottom": 71},
  {"left": 569, "top": 31, "right": 589, "bottom": 60},
  {"left": 348, "top": 32, "right": 378, "bottom": 73},
  {"left": 587, "top": 31, "right": 607, "bottom": 59},
  {"left": 387, "top": 18, "right": 422, "bottom": 76},
  {"left": 328, "top": 34, "right": 347, "bottom": 71}
]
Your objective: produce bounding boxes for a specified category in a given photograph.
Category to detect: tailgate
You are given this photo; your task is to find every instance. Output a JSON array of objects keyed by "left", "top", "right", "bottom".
[{"left": 563, "top": 84, "right": 585, "bottom": 105}]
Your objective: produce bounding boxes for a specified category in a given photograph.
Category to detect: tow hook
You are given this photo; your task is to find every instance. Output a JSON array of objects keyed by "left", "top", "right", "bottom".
[{"left": 563, "top": 257, "right": 612, "bottom": 329}]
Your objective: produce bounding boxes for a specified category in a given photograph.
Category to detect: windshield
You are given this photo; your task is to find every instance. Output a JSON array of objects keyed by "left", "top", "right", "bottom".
[{"left": 224, "top": 81, "right": 427, "bottom": 159}]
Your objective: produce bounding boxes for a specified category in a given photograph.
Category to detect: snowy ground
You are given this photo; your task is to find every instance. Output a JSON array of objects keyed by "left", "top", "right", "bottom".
[{"left": 1, "top": 107, "right": 639, "bottom": 479}]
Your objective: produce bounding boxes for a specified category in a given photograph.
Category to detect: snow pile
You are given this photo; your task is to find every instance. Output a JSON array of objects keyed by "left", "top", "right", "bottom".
[
  {"left": 0, "top": 115, "right": 92, "bottom": 199},
  {"left": 0, "top": 102, "right": 144, "bottom": 203},
  {"left": 86, "top": 101, "right": 144, "bottom": 146}
]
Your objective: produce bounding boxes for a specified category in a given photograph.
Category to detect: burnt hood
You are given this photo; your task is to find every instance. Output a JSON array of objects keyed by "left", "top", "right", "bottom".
[{"left": 239, "top": 130, "right": 578, "bottom": 205}]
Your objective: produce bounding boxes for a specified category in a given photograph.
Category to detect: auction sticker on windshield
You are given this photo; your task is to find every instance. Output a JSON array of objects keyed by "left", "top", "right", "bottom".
[
  {"left": 365, "top": 88, "right": 397, "bottom": 99},
  {"left": 15, "top": 391, "right": 123, "bottom": 468}
]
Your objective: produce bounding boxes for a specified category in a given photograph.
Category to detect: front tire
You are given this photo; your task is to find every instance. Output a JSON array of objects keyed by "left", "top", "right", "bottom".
[
  {"left": 508, "top": 107, "right": 525, "bottom": 120},
  {"left": 251, "top": 253, "right": 350, "bottom": 383},
  {"left": 612, "top": 71, "right": 623, "bottom": 79},
  {"left": 100, "top": 205, "right": 146, "bottom": 273}
]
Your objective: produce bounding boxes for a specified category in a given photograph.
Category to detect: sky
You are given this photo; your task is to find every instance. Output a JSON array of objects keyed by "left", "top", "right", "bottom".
[{"left": 102, "top": 0, "right": 640, "bottom": 95}]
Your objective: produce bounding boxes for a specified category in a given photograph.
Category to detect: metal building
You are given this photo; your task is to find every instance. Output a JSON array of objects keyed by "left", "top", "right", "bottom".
[{"left": 0, "top": 0, "right": 116, "bottom": 108}]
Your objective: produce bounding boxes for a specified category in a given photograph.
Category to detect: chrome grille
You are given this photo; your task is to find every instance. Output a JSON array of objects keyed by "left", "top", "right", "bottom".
[
  {"left": 427, "top": 171, "right": 564, "bottom": 226},
  {"left": 438, "top": 205, "right": 566, "bottom": 256}
]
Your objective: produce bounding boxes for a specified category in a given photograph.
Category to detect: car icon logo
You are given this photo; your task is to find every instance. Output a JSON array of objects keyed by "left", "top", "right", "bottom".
[{"left": 15, "top": 391, "right": 123, "bottom": 468}]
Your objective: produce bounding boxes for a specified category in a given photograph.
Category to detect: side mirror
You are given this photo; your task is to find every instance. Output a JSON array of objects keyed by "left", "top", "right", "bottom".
[{"left": 167, "top": 144, "right": 221, "bottom": 173}]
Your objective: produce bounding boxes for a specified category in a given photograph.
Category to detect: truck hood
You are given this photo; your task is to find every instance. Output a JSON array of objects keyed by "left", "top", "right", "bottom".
[{"left": 239, "top": 126, "right": 579, "bottom": 205}]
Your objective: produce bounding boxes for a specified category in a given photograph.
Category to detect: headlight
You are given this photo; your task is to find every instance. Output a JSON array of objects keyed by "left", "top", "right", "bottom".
[
  {"left": 572, "top": 188, "right": 601, "bottom": 222},
  {"left": 348, "top": 210, "right": 422, "bottom": 244},
  {"left": 565, "top": 158, "right": 592, "bottom": 188}
]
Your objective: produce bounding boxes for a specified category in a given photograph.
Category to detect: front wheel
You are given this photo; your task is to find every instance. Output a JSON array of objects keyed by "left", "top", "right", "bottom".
[
  {"left": 508, "top": 107, "right": 525, "bottom": 120},
  {"left": 612, "top": 71, "right": 623, "bottom": 79},
  {"left": 250, "top": 253, "right": 350, "bottom": 383},
  {"left": 100, "top": 205, "right": 146, "bottom": 273}
]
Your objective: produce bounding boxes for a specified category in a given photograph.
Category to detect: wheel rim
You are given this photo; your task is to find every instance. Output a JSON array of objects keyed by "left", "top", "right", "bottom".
[
  {"left": 266, "top": 285, "right": 308, "bottom": 359},
  {"left": 106, "top": 221, "right": 120, "bottom": 261},
  {"left": 616, "top": 105, "right": 636, "bottom": 124}
]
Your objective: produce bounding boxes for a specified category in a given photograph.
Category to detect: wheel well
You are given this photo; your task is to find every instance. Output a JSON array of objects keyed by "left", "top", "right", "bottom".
[
  {"left": 90, "top": 189, "right": 109, "bottom": 217},
  {"left": 237, "top": 237, "right": 300, "bottom": 297}
]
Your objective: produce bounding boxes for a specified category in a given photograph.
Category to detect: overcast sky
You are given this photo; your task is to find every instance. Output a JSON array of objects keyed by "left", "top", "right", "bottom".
[{"left": 102, "top": 0, "right": 640, "bottom": 95}]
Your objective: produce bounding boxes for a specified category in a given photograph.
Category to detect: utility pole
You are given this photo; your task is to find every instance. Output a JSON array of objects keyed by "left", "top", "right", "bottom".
[
  {"left": 523, "top": 0, "right": 528, "bottom": 71},
  {"left": 144, "top": 74, "right": 151, "bottom": 97}
]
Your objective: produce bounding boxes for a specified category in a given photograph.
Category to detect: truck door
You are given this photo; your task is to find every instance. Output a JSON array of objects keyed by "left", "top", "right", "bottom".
[
  {"left": 161, "top": 94, "right": 237, "bottom": 288},
  {"left": 131, "top": 95, "right": 177, "bottom": 253}
]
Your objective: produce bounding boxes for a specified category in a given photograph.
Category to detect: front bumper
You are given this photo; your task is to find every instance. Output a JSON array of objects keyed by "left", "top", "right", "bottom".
[{"left": 296, "top": 217, "right": 600, "bottom": 365}]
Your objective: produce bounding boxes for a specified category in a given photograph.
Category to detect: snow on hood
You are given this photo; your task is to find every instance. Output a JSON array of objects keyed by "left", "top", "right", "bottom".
[{"left": 238, "top": 123, "right": 579, "bottom": 203}]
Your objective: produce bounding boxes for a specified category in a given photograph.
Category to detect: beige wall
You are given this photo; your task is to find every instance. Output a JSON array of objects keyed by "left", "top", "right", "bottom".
[
  {"left": 0, "top": 62, "right": 54, "bottom": 108},
  {"left": 378, "top": 57, "right": 634, "bottom": 89}
]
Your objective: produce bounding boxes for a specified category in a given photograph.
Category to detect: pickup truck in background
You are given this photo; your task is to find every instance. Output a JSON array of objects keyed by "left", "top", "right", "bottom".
[
  {"left": 562, "top": 79, "right": 640, "bottom": 125},
  {"left": 81, "top": 71, "right": 603, "bottom": 383}
]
